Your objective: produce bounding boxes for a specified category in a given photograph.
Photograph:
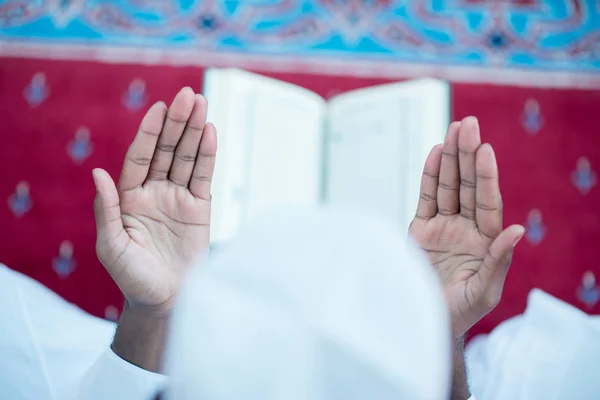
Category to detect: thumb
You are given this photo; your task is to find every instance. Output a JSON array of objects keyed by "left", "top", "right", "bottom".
[
  {"left": 93, "top": 168, "right": 128, "bottom": 265},
  {"left": 475, "top": 224, "right": 525, "bottom": 309}
]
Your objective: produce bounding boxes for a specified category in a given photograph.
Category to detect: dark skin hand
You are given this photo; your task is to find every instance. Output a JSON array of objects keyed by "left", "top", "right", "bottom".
[
  {"left": 409, "top": 116, "right": 524, "bottom": 339},
  {"left": 93, "top": 87, "right": 217, "bottom": 371},
  {"left": 409, "top": 117, "right": 525, "bottom": 399}
]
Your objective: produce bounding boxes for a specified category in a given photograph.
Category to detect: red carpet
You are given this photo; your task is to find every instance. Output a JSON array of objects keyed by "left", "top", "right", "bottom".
[{"left": 1, "top": 57, "right": 599, "bottom": 335}]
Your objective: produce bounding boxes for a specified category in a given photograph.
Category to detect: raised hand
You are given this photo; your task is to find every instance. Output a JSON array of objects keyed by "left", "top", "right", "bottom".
[
  {"left": 409, "top": 117, "right": 524, "bottom": 339},
  {"left": 93, "top": 87, "right": 217, "bottom": 314}
]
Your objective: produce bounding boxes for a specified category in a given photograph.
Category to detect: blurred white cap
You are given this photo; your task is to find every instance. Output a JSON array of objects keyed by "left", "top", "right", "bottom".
[{"left": 165, "top": 207, "right": 451, "bottom": 400}]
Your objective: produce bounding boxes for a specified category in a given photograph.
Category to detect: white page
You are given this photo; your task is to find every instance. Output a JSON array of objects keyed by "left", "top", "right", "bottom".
[
  {"left": 325, "top": 79, "right": 450, "bottom": 233},
  {"left": 204, "top": 68, "right": 326, "bottom": 243}
]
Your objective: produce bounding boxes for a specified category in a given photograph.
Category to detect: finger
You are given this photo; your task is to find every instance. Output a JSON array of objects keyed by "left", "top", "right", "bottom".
[
  {"left": 147, "top": 87, "right": 195, "bottom": 182},
  {"left": 118, "top": 102, "right": 167, "bottom": 191},
  {"left": 458, "top": 116, "right": 481, "bottom": 221},
  {"left": 93, "top": 168, "right": 130, "bottom": 268},
  {"left": 415, "top": 144, "right": 443, "bottom": 220},
  {"left": 476, "top": 143, "right": 503, "bottom": 239},
  {"left": 473, "top": 224, "right": 525, "bottom": 309},
  {"left": 437, "top": 122, "right": 461, "bottom": 215},
  {"left": 169, "top": 94, "right": 208, "bottom": 187},
  {"left": 189, "top": 122, "right": 217, "bottom": 201}
]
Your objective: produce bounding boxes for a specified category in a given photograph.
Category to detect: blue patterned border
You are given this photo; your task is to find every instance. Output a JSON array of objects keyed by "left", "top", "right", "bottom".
[{"left": 1, "top": 0, "right": 599, "bottom": 79}]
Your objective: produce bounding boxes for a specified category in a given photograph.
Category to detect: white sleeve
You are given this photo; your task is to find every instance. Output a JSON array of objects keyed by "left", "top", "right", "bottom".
[
  {"left": 0, "top": 264, "right": 167, "bottom": 400},
  {"left": 0, "top": 265, "right": 117, "bottom": 400},
  {"left": 65, "top": 349, "right": 168, "bottom": 400},
  {"left": 465, "top": 290, "right": 600, "bottom": 400},
  {"left": 465, "top": 315, "right": 524, "bottom": 400}
]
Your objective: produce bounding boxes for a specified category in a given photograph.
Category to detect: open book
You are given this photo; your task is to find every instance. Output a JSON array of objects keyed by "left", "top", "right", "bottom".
[{"left": 204, "top": 68, "right": 450, "bottom": 243}]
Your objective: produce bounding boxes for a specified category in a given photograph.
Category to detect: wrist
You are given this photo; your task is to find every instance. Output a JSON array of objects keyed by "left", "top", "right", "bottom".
[
  {"left": 454, "top": 336, "right": 465, "bottom": 352},
  {"left": 123, "top": 298, "right": 174, "bottom": 319},
  {"left": 450, "top": 336, "right": 470, "bottom": 400},
  {"left": 111, "top": 301, "right": 170, "bottom": 373}
]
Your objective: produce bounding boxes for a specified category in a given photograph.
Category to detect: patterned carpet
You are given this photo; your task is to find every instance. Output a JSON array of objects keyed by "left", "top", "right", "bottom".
[{"left": 0, "top": 1, "right": 599, "bottom": 335}]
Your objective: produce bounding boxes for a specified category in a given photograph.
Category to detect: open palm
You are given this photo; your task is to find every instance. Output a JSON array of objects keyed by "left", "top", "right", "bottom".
[
  {"left": 93, "top": 87, "right": 217, "bottom": 311},
  {"left": 409, "top": 117, "right": 524, "bottom": 339}
]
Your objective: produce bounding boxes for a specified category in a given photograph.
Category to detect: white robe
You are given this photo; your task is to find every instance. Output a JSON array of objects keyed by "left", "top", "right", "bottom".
[
  {"left": 0, "top": 258, "right": 470, "bottom": 400},
  {"left": 0, "top": 264, "right": 166, "bottom": 400},
  {"left": 466, "top": 289, "right": 600, "bottom": 400}
]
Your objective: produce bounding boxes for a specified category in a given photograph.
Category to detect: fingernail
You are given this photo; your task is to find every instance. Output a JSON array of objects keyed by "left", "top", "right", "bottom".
[
  {"left": 513, "top": 228, "right": 525, "bottom": 247},
  {"left": 195, "top": 93, "right": 207, "bottom": 104},
  {"left": 92, "top": 169, "right": 100, "bottom": 190}
]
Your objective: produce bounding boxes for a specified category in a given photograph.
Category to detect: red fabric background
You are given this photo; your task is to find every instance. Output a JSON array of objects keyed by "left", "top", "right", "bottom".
[{"left": 1, "top": 57, "right": 599, "bottom": 335}]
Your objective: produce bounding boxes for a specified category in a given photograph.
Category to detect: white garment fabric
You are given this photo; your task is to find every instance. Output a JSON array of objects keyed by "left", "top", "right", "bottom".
[
  {"left": 0, "top": 264, "right": 166, "bottom": 400},
  {"left": 165, "top": 207, "right": 453, "bottom": 400},
  {"left": 466, "top": 289, "right": 600, "bottom": 400}
]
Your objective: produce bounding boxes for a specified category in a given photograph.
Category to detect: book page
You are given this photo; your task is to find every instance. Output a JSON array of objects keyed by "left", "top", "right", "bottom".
[
  {"left": 204, "top": 68, "right": 326, "bottom": 243},
  {"left": 325, "top": 79, "right": 450, "bottom": 232}
]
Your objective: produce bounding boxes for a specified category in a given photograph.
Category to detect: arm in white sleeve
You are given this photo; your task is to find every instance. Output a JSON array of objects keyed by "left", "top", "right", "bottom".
[
  {"left": 64, "top": 349, "right": 167, "bottom": 400},
  {"left": 0, "top": 264, "right": 167, "bottom": 400},
  {"left": 465, "top": 289, "right": 600, "bottom": 400}
]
